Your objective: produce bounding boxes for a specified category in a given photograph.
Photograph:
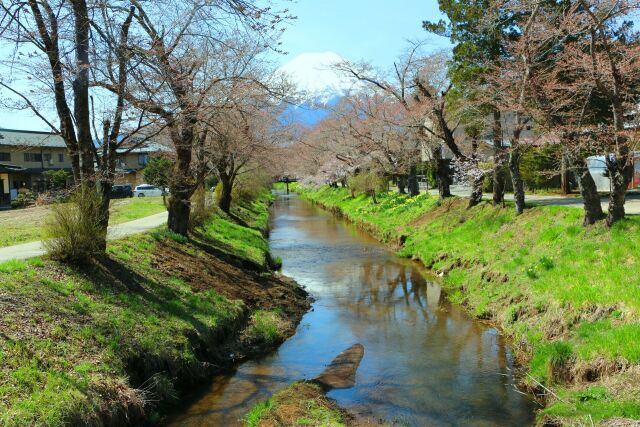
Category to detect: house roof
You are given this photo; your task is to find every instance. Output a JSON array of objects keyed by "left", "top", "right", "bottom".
[
  {"left": 0, "top": 128, "right": 66, "bottom": 149},
  {"left": 0, "top": 163, "right": 27, "bottom": 173},
  {"left": 116, "top": 142, "right": 173, "bottom": 154}
]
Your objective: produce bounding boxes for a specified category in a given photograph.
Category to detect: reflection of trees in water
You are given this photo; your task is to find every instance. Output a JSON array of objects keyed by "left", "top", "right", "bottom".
[
  {"left": 334, "top": 258, "right": 442, "bottom": 325},
  {"left": 328, "top": 256, "right": 521, "bottom": 411}
]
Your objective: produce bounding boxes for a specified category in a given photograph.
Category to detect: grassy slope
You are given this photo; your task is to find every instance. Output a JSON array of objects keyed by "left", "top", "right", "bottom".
[
  {"left": 297, "top": 185, "right": 640, "bottom": 426},
  {"left": 0, "top": 195, "right": 305, "bottom": 426},
  {"left": 0, "top": 197, "right": 166, "bottom": 247},
  {"left": 200, "top": 196, "right": 272, "bottom": 268}
]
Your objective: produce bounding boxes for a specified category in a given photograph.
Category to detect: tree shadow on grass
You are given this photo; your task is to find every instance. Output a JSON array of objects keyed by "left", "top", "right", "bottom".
[
  {"left": 74, "top": 255, "right": 220, "bottom": 342},
  {"left": 189, "top": 230, "right": 266, "bottom": 273}
]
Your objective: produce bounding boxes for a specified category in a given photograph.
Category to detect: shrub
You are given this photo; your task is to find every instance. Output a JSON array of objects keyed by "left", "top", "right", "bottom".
[
  {"left": 43, "top": 186, "right": 105, "bottom": 263},
  {"left": 347, "top": 171, "right": 388, "bottom": 203},
  {"left": 42, "top": 170, "right": 70, "bottom": 190},
  {"left": 10, "top": 189, "right": 35, "bottom": 209},
  {"left": 232, "top": 171, "right": 271, "bottom": 204},
  {"left": 143, "top": 156, "right": 173, "bottom": 189}
]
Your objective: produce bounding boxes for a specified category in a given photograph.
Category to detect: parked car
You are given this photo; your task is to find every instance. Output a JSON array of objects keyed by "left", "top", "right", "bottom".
[
  {"left": 133, "top": 184, "right": 164, "bottom": 197},
  {"left": 110, "top": 184, "right": 133, "bottom": 199}
]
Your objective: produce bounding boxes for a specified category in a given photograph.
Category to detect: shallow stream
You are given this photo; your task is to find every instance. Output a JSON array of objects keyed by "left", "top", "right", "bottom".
[{"left": 169, "top": 193, "right": 536, "bottom": 426}]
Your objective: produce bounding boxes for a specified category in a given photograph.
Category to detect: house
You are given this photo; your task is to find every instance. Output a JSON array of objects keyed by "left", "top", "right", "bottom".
[
  {"left": 113, "top": 141, "right": 173, "bottom": 186},
  {"left": 0, "top": 128, "right": 73, "bottom": 206}
]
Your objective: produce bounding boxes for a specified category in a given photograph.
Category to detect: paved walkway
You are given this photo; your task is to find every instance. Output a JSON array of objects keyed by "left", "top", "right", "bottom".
[
  {"left": 0, "top": 211, "right": 168, "bottom": 262},
  {"left": 425, "top": 185, "right": 640, "bottom": 215}
]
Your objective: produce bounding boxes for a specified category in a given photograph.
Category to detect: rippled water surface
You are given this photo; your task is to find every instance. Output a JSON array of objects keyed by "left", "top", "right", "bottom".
[{"left": 169, "top": 193, "right": 536, "bottom": 426}]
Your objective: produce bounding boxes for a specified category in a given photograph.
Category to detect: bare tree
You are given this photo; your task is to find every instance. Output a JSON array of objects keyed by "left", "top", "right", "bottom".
[
  {"left": 493, "top": 0, "right": 640, "bottom": 224},
  {"left": 94, "top": 0, "right": 291, "bottom": 235},
  {"left": 336, "top": 47, "right": 469, "bottom": 199}
]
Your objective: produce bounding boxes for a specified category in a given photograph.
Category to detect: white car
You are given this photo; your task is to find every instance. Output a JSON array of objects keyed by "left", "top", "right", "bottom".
[{"left": 133, "top": 184, "right": 164, "bottom": 197}]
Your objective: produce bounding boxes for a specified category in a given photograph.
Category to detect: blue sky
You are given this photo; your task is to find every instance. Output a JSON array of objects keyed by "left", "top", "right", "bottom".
[{"left": 276, "top": 0, "right": 451, "bottom": 67}]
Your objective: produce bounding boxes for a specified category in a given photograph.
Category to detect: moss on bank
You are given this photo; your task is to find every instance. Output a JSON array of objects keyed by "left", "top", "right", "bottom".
[
  {"left": 296, "top": 185, "right": 640, "bottom": 426},
  {"left": 0, "top": 197, "right": 308, "bottom": 426}
]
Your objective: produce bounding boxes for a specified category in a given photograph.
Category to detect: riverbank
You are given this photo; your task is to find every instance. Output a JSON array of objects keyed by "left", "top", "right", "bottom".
[
  {"left": 295, "top": 185, "right": 640, "bottom": 426},
  {"left": 0, "top": 194, "right": 309, "bottom": 426}
]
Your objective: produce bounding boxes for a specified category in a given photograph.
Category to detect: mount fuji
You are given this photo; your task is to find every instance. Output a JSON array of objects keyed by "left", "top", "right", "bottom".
[{"left": 277, "top": 52, "right": 356, "bottom": 126}]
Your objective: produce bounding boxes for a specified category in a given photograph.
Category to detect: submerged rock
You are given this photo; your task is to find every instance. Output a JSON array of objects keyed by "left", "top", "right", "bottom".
[{"left": 312, "top": 343, "right": 365, "bottom": 390}]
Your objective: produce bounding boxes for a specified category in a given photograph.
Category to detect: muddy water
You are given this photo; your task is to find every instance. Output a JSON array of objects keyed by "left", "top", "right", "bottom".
[{"left": 169, "top": 193, "right": 537, "bottom": 426}]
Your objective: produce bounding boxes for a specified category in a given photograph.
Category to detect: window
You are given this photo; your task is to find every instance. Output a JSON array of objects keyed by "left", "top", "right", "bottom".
[
  {"left": 44, "top": 153, "right": 52, "bottom": 164},
  {"left": 58, "top": 153, "right": 64, "bottom": 163},
  {"left": 138, "top": 153, "right": 149, "bottom": 166},
  {"left": 0, "top": 152, "right": 10, "bottom": 162},
  {"left": 24, "top": 153, "right": 42, "bottom": 162}
]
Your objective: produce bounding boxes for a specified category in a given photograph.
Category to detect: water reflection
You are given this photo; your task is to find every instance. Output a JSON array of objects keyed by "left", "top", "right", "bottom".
[{"left": 168, "top": 194, "right": 536, "bottom": 426}]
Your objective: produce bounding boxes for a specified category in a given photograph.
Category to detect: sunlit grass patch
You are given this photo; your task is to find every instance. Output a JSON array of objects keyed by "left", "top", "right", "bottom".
[
  {"left": 0, "top": 259, "right": 28, "bottom": 273},
  {"left": 245, "top": 310, "right": 285, "bottom": 345},
  {"left": 200, "top": 213, "right": 269, "bottom": 266}
]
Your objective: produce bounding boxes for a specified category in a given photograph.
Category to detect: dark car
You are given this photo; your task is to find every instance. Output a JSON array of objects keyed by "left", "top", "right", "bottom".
[{"left": 111, "top": 184, "right": 133, "bottom": 199}]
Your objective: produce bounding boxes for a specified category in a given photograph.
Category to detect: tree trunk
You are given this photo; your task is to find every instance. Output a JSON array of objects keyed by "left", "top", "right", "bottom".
[
  {"left": 573, "top": 159, "right": 604, "bottom": 226},
  {"left": 492, "top": 110, "right": 506, "bottom": 206},
  {"left": 606, "top": 154, "right": 633, "bottom": 226},
  {"left": 397, "top": 175, "right": 407, "bottom": 194},
  {"left": 167, "top": 142, "right": 194, "bottom": 235},
  {"left": 432, "top": 146, "right": 450, "bottom": 199},
  {"left": 408, "top": 165, "right": 420, "bottom": 196},
  {"left": 97, "top": 181, "right": 111, "bottom": 251},
  {"left": 509, "top": 148, "right": 525, "bottom": 215},
  {"left": 28, "top": 1, "right": 82, "bottom": 183},
  {"left": 218, "top": 173, "right": 233, "bottom": 213},
  {"left": 70, "top": 0, "right": 94, "bottom": 183},
  {"left": 168, "top": 192, "right": 190, "bottom": 235},
  {"left": 560, "top": 151, "right": 571, "bottom": 195},
  {"left": 468, "top": 173, "right": 484, "bottom": 208}
]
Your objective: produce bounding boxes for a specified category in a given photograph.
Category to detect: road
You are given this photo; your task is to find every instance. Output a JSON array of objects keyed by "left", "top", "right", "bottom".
[
  {"left": 0, "top": 211, "right": 168, "bottom": 263},
  {"left": 423, "top": 185, "right": 640, "bottom": 215}
]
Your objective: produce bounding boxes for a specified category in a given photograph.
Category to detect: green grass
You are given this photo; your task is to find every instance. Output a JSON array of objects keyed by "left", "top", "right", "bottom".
[
  {"left": 244, "top": 382, "right": 345, "bottom": 427},
  {"left": 199, "top": 206, "right": 271, "bottom": 267},
  {"left": 246, "top": 310, "right": 285, "bottom": 344},
  {"left": 297, "top": 185, "right": 439, "bottom": 242},
  {"left": 0, "top": 196, "right": 166, "bottom": 248},
  {"left": 0, "top": 194, "right": 281, "bottom": 426},
  {"left": 108, "top": 196, "right": 166, "bottom": 224},
  {"left": 230, "top": 192, "right": 273, "bottom": 232},
  {"left": 297, "top": 185, "right": 640, "bottom": 425},
  {"left": 0, "top": 233, "right": 245, "bottom": 426}
]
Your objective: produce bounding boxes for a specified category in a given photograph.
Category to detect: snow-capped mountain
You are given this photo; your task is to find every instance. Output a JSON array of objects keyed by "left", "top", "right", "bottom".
[
  {"left": 278, "top": 51, "right": 355, "bottom": 104},
  {"left": 277, "top": 51, "right": 356, "bottom": 126}
]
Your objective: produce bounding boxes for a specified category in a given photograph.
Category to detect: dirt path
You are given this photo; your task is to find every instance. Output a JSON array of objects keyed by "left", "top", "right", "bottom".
[{"left": 0, "top": 211, "right": 168, "bottom": 262}]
